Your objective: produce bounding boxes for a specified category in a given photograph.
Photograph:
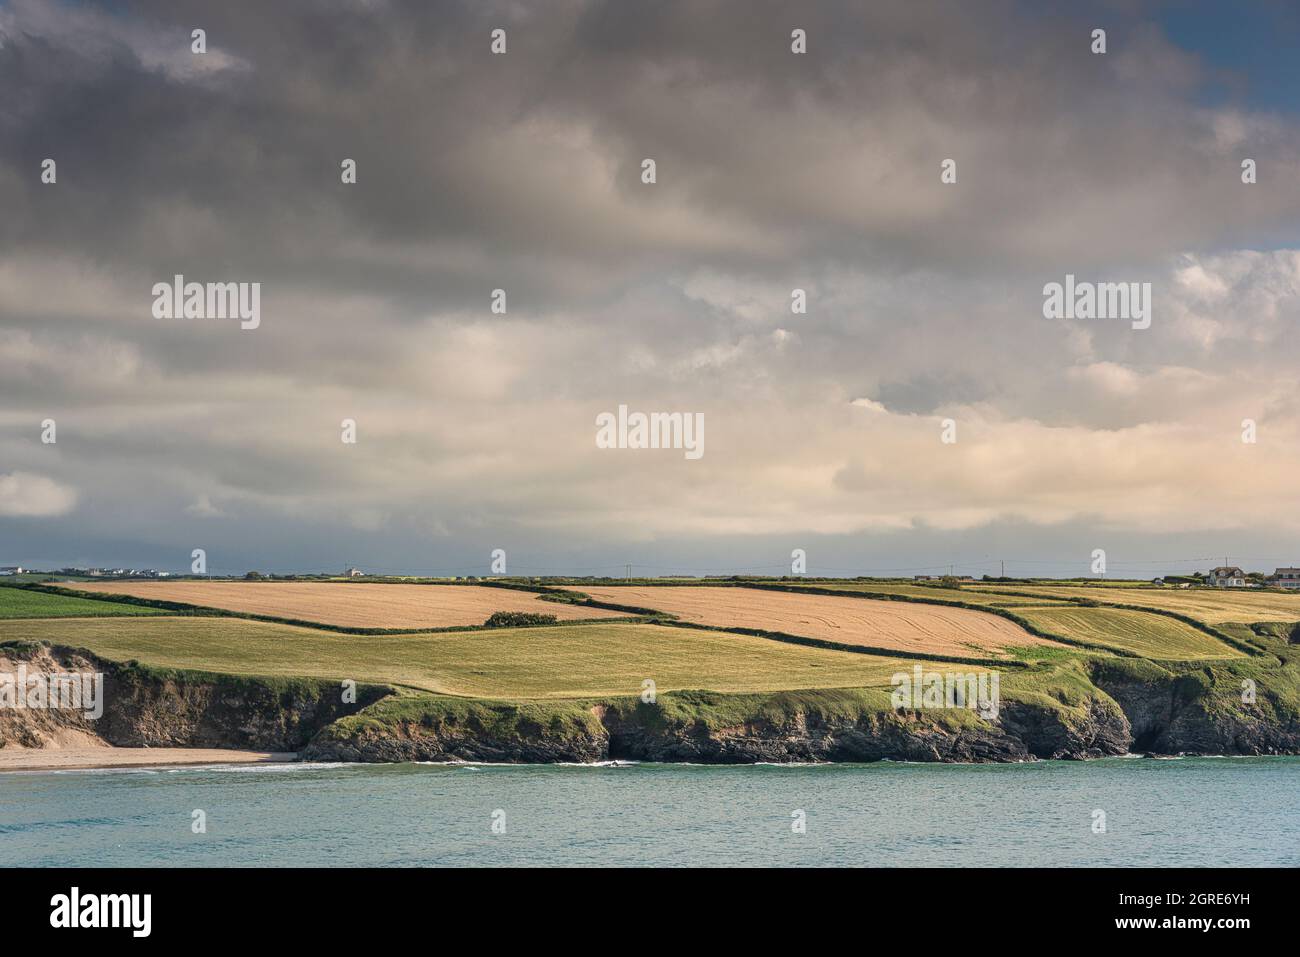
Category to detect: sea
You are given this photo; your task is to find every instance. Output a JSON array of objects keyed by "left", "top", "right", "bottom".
[{"left": 2, "top": 756, "right": 1297, "bottom": 867}]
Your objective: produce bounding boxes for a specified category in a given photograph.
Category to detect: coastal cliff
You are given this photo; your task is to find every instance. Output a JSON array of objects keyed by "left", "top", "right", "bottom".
[
  {"left": 294, "top": 639, "right": 1300, "bottom": 763},
  {"left": 5, "top": 639, "right": 1299, "bottom": 764},
  {"left": 0, "top": 642, "right": 385, "bottom": 753},
  {"left": 299, "top": 685, "right": 1133, "bottom": 764},
  {"left": 1088, "top": 656, "right": 1300, "bottom": 756}
]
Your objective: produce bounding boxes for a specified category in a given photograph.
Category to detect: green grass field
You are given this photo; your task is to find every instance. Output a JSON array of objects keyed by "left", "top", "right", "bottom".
[
  {"left": 0, "top": 586, "right": 167, "bottom": 620},
  {"left": 967, "top": 584, "right": 1300, "bottom": 624},
  {"left": 0, "top": 616, "right": 925, "bottom": 699},
  {"left": 1011, "top": 606, "right": 1244, "bottom": 659}
]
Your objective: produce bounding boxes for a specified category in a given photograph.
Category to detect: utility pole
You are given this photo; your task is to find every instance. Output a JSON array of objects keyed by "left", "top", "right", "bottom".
[
  {"left": 626, "top": 563, "right": 631, "bottom": 580},
  {"left": 1001, "top": 559, "right": 1005, "bottom": 578}
]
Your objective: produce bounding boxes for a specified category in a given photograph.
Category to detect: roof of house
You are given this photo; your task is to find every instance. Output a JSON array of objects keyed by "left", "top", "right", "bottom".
[{"left": 1208, "top": 566, "right": 1245, "bottom": 576}]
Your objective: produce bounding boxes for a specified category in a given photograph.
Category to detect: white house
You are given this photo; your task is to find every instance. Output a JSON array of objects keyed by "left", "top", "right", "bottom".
[
  {"left": 0, "top": 566, "right": 23, "bottom": 576},
  {"left": 1205, "top": 566, "right": 1247, "bottom": 587},
  {"left": 1270, "top": 568, "right": 1300, "bottom": 590},
  {"left": 345, "top": 567, "right": 366, "bottom": 578}
]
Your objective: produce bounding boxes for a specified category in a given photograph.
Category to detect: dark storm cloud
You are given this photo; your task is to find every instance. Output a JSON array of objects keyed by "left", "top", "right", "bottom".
[{"left": 6, "top": 0, "right": 1297, "bottom": 291}]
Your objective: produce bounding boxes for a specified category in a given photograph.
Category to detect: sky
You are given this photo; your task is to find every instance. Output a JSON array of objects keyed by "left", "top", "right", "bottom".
[{"left": 2, "top": 0, "right": 1299, "bottom": 578}]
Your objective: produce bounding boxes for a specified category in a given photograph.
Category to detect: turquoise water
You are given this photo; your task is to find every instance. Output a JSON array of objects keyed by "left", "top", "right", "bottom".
[{"left": 2, "top": 757, "right": 1297, "bottom": 867}]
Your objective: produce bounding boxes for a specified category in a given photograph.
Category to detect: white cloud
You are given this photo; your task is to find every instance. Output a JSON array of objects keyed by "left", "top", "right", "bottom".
[
  {"left": 0, "top": 472, "right": 77, "bottom": 517},
  {"left": 184, "top": 495, "right": 225, "bottom": 518}
]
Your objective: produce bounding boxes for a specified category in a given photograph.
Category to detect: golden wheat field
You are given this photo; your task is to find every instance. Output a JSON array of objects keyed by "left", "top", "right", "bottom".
[
  {"left": 62, "top": 581, "right": 627, "bottom": 629},
  {"left": 562, "top": 585, "right": 1060, "bottom": 659}
]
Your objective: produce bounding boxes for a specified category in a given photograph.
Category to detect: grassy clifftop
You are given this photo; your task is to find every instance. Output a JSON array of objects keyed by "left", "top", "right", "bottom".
[{"left": 305, "top": 660, "right": 1133, "bottom": 763}]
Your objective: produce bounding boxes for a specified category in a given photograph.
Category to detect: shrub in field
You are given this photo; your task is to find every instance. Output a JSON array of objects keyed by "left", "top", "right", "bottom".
[{"left": 483, "top": 611, "right": 559, "bottom": 628}]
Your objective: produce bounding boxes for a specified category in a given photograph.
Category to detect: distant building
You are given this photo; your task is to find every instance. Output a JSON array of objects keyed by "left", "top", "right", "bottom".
[
  {"left": 0, "top": 566, "right": 22, "bottom": 576},
  {"left": 1205, "top": 566, "right": 1247, "bottom": 587},
  {"left": 1270, "top": 568, "right": 1300, "bottom": 590},
  {"left": 345, "top": 567, "right": 366, "bottom": 578},
  {"left": 913, "top": 575, "right": 936, "bottom": 581},
  {"left": 1151, "top": 577, "right": 1165, "bottom": 585}
]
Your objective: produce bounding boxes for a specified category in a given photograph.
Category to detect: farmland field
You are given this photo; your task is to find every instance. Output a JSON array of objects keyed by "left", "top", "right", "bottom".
[
  {"left": 59, "top": 581, "right": 627, "bottom": 629},
  {"left": 0, "top": 586, "right": 166, "bottom": 620},
  {"left": 561, "top": 584, "right": 1062, "bottom": 659},
  {"left": 0, "top": 617, "right": 918, "bottom": 699},
  {"left": 1012, "top": 606, "right": 1244, "bottom": 659},
  {"left": 967, "top": 585, "right": 1300, "bottom": 624},
  {"left": 788, "top": 582, "right": 1074, "bottom": 607}
]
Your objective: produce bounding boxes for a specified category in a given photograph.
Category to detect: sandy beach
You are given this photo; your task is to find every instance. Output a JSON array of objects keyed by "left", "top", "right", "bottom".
[{"left": 0, "top": 747, "right": 299, "bottom": 772}]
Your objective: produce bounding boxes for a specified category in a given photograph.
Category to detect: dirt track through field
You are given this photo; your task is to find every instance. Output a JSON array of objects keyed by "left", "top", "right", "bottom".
[
  {"left": 564, "top": 585, "right": 1058, "bottom": 658},
  {"left": 61, "top": 581, "right": 626, "bottom": 629}
]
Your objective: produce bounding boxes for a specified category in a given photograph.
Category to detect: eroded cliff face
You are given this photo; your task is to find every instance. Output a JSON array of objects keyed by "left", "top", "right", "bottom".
[
  {"left": 0, "top": 643, "right": 385, "bottom": 753},
  {"left": 1, "top": 645, "right": 107, "bottom": 749},
  {"left": 303, "top": 720, "right": 607, "bottom": 764},
  {"left": 301, "top": 691, "right": 1135, "bottom": 764},
  {"left": 598, "top": 697, "right": 1132, "bottom": 763},
  {"left": 1088, "top": 660, "right": 1300, "bottom": 756}
]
